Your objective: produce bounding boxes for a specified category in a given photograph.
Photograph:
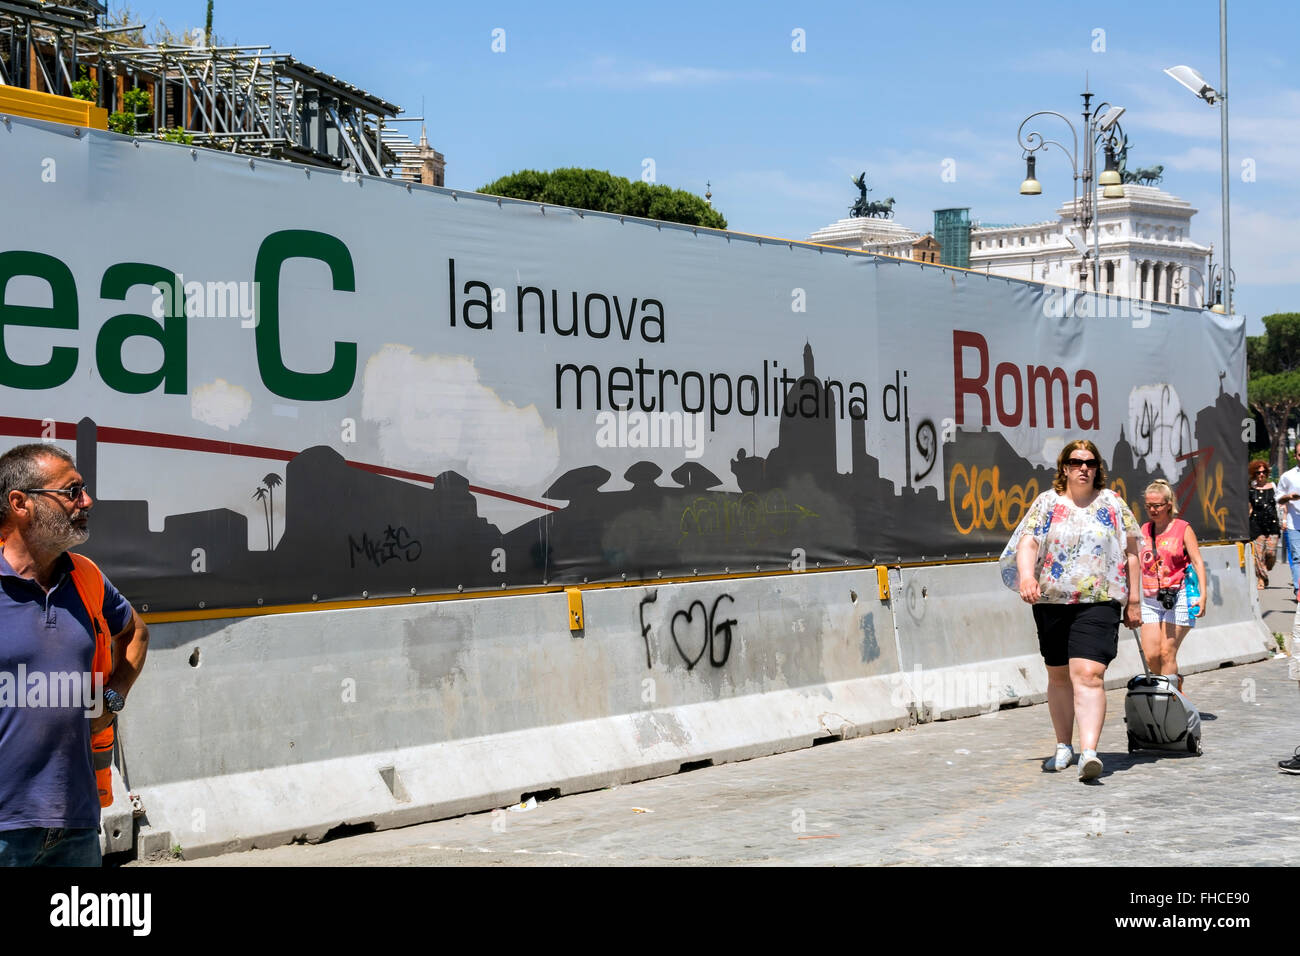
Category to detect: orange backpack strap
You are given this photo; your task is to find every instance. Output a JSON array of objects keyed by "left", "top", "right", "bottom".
[
  {"left": 68, "top": 554, "right": 110, "bottom": 676},
  {"left": 67, "top": 553, "right": 117, "bottom": 809}
]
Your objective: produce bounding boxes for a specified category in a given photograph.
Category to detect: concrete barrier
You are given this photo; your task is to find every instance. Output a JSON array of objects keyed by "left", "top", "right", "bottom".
[
  {"left": 114, "top": 548, "right": 1272, "bottom": 858},
  {"left": 119, "top": 568, "right": 909, "bottom": 857},
  {"left": 889, "top": 562, "right": 1047, "bottom": 719}
]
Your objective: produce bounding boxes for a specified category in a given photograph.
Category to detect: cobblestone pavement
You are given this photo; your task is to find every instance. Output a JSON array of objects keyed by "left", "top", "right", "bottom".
[{"left": 150, "top": 566, "right": 1300, "bottom": 868}]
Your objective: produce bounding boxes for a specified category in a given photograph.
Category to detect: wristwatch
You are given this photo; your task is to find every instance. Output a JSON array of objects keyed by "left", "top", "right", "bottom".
[{"left": 103, "top": 688, "right": 126, "bottom": 713}]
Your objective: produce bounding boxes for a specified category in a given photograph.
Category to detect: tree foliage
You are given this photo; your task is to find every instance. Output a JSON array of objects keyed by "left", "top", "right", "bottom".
[
  {"left": 104, "top": 2, "right": 229, "bottom": 48},
  {"left": 478, "top": 168, "right": 726, "bottom": 230},
  {"left": 1247, "top": 312, "right": 1300, "bottom": 475}
]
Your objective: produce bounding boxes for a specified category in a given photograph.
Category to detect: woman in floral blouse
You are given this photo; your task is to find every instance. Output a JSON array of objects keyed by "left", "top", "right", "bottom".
[{"left": 1000, "top": 440, "right": 1142, "bottom": 781}]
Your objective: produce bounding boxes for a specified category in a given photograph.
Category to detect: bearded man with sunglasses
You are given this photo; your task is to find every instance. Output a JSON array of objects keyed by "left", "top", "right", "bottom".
[{"left": 0, "top": 443, "right": 148, "bottom": 866}]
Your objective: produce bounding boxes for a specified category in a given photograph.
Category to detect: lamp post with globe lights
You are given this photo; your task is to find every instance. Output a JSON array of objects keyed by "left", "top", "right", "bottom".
[{"left": 1017, "top": 87, "right": 1127, "bottom": 293}]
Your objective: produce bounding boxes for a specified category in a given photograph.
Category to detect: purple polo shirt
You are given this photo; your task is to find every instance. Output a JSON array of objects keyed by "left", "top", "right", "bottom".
[{"left": 0, "top": 550, "right": 132, "bottom": 830}]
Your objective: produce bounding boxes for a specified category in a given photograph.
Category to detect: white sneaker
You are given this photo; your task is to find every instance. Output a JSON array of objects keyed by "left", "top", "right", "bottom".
[
  {"left": 1043, "top": 743, "right": 1073, "bottom": 772},
  {"left": 1079, "top": 750, "right": 1103, "bottom": 781}
]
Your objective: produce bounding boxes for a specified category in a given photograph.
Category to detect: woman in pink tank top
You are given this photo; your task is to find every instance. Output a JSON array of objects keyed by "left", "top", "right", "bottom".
[{"left": 1138, "top": 479, "right": 1206, "bottom": 693}]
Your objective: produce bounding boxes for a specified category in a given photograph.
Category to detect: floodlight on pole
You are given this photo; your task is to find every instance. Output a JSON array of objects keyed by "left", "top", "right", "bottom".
[
  {"left": 1164, "top": 0, "right": 1231, "bottom": 318},
  {"left": 1164, "top": 65, "right": 1218, "bottom": 104}
]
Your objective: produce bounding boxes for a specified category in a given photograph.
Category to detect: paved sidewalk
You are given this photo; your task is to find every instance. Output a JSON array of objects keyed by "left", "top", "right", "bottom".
[
  {"left": 1256, "top": 551, "right": 1297, "bottom": 650},
  {"left": 152, "top": 572, "right": 1299, "bottom": 867}
]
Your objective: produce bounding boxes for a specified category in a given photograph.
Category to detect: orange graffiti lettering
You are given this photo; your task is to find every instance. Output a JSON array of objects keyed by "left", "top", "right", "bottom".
[{"left": 948, "top": 463, "right": 1039, "bottom": 535}]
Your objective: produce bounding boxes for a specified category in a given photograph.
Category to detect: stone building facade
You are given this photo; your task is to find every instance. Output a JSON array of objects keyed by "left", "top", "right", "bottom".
[{"left": 809, "top": 185, "right": 1214, "bottom": 307}]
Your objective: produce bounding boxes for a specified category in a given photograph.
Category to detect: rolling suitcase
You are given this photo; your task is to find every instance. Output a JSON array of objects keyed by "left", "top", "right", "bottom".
[{"left": 1123, "top": 628, "right": 1203, "bottom": 755}]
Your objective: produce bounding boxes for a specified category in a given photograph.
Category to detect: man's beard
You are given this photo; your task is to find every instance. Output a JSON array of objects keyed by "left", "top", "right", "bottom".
[{"left": 30, "top": 500, "right": 90, "bottom": 553}]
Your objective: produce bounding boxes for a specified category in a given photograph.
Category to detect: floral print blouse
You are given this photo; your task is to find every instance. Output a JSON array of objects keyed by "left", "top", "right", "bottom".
[{"left": 999, "top": 489, "right": 1141, "bottom": 604}]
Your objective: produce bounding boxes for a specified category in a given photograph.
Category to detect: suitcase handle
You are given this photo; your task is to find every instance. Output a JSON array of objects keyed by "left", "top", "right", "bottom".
[{"left": 1129, "top": 626, "right": 1154, "bottom": 678}]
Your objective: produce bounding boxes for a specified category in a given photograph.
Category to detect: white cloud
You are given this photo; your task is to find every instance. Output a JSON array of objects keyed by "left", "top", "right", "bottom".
[
  {"left": 190, "top": 378, "right": 252, "bottom": 431},
  {"left": 361, "top": 346, "right": 559, "bottom": 489},
  {"left": 549, "top": 55, "right": 820, "bottom": 89}
]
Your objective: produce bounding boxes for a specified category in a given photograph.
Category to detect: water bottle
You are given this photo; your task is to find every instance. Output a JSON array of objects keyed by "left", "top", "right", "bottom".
[{"left": 1185, "top": 565, "right": 1201, "bottom": 616}]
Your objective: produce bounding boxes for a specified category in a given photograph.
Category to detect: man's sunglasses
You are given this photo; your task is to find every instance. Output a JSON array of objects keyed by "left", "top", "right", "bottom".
[
  {"left": 1065, "top": 458, "right": 1097, "bottom": 469},
  {"left": 21, "top": 483, "right": 87, "bottom": 501}
]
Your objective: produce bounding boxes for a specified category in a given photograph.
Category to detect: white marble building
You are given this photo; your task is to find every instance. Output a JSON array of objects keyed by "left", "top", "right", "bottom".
[{"left": 808, "top": 185, "right": 1215, "bottom": 307}]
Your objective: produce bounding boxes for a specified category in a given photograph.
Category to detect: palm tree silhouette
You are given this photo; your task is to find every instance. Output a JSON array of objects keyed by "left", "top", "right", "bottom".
[
  {"left": 262, "top": 473, "right": 283, "bottom": 547},
  {"left": 252, "top": 486, "right": 270, "bottom": 550}
]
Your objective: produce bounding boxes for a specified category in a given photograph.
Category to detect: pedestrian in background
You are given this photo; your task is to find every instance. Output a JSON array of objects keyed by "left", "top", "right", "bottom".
[
  {"left": 1000, "top": 440, "right": 1142, "bottom": 781},
  {"left": 1249, "top": 461, "right": 1280, "bottom": 590},
  {"left": 1275, "top": 441, "right": 1300, "bottom": 602},
  {"left": 1281, "top": 607, "right": 1300, "bottom": 775}
]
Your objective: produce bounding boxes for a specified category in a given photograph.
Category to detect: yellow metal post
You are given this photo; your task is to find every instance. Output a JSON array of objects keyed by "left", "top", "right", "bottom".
[{"left": 565, "top": 588, "right": 585, "bottom": 631}]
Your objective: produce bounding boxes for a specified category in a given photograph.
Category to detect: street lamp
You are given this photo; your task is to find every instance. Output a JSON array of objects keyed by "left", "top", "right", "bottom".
[
  {"left": 1164, "top": 0, "right": 1231, "bottom": 317},
  {"left": 1017, "top": 88, "right": 1126, "bottom": 292},
  {"left": 1171, "top": 261, "right": 1216, "bottom": 308},
  {"left": 1209, "top": 264, "right": 1235, "bottom": 314}
]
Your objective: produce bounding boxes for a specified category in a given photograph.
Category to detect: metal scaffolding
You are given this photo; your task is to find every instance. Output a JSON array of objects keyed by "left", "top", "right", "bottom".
[{"left": 0, "top": 0, "right": 413, "bottom": 177}]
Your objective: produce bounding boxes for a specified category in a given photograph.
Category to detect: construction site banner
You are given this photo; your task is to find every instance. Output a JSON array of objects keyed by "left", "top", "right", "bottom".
[{"left": 0, "top": 118, "right": 1249, "bottom": 613}]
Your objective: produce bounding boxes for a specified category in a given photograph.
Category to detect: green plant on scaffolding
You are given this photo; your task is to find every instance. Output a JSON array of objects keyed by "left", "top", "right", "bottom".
[
  {"left": 70, "top": 66, "right": 98, "bottom": 103},
  {"left": 108, "top": 86, "right": 151, "bottom": 135}
]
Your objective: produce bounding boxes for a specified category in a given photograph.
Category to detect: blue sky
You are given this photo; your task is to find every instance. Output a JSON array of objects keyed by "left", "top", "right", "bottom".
[{"left": 127, "top": 0, "right": 1297, "bottom": 333}]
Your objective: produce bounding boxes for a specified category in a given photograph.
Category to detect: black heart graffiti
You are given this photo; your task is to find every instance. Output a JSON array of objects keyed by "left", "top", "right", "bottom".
[
  {"left": 670, "top": 600, "right": 711, "bottom": 669},
  {"left": 659, "top": 593, "right": 738, "bottom": 670}
]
